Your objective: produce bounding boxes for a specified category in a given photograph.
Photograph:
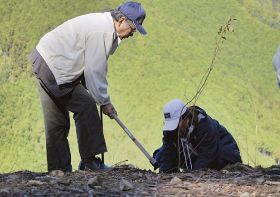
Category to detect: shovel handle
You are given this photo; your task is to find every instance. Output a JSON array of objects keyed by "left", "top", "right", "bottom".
[{"left": 112, "top": 114, "right": 158, "bottom": 167}]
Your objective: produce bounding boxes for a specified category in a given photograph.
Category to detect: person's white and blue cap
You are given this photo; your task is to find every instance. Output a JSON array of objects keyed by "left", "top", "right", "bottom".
[
  {"left": 118, "top": 1, "right": 147, "bottom": 35},
  {"left": 163, "top": 99, "right": 188, "bottom": 131}
]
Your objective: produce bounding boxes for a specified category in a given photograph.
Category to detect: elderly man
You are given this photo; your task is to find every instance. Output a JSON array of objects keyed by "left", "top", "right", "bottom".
[
  {"left": 273, "top": 45, "right": 280, "bottom": 88},
  {"left": 153, "top": 99, "right": 241, "bottom": 173},
  {"left": 29, "top": 1, "right": 147, "bottom": 172}
]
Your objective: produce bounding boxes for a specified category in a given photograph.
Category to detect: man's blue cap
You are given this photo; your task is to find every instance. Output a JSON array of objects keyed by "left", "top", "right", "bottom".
[{"left": 118, "top": 1, "right": 147, "bottom": 35}]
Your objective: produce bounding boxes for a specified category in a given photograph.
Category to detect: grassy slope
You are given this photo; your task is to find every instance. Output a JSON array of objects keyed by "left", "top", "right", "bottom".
[{"left": 0, "top": 0, "right": 279, "bottom": 172}]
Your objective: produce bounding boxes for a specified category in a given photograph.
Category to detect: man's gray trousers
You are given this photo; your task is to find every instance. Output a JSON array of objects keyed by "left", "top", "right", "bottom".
[{"left": 29, "top": 49, "right": 107, "bottom": 172}]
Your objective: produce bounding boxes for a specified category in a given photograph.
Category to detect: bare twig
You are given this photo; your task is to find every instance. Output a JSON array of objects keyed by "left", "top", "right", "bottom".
[
  {"left": 111, "top": 160, "right": 129, "bottom": 167},
  {"left": 186, "top": 16, "right": 236, "bottom": 106}
]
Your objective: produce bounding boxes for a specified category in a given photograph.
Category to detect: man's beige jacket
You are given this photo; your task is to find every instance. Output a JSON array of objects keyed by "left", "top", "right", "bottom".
[{"left": 36, "top": 12, "right": 119, "bottom": 105}]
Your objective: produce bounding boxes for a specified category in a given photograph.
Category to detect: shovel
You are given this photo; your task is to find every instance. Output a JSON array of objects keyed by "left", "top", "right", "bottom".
[{"left": 112, "top": 113, "right": 158, "bottom": 168}]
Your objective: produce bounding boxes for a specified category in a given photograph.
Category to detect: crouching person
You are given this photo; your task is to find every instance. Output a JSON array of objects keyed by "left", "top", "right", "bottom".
[{"left": 153, "top": 99, "right": 242, "bottom": 173}]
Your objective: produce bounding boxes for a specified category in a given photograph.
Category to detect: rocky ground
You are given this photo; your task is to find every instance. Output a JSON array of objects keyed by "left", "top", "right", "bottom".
[{"left": 0, "top": 163, "right": 279, "bottom": 197}]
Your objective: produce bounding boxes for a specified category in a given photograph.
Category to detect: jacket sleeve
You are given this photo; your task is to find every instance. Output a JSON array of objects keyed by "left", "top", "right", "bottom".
[
  {"left": 272, "top": 46, "right": 280, "bottom": 87},
  {"left": 153, "top": 142, "right": 179, "bottom": 173},
  {"left": 84, "top": 32, "right": 114, "bottom": 105}
]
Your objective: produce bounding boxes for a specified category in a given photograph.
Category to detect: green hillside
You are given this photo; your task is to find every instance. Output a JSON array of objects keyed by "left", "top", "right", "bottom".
[{"left": 0, "top": 0, "right": 279, "bottom": 173}]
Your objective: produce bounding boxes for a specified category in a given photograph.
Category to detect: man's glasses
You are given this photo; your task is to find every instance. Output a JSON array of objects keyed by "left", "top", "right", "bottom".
[{"left": 126, "top": 19, "right": 136, "bottom": 32}]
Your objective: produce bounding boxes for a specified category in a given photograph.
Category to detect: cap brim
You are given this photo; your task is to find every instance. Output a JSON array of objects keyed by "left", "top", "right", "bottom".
[
  {"left": 163, "top": 118, "right": 180, "bottom": 131},
  {"left": 134, "top": 21, "right": 147, "bottom": 35}
]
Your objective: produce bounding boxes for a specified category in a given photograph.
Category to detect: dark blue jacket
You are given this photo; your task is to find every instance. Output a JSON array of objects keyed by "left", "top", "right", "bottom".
[{"left": 153, "top": 107, "right": 241, "bottom": 173}]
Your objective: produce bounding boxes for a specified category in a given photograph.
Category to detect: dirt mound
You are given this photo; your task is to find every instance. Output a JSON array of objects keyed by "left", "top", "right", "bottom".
[{"left": 0, "top": 163, "right": 279, "bottom": 196}]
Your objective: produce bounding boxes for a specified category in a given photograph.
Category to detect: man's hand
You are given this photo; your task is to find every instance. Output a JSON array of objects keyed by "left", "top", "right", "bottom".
[{"left": 101, "top": 103, "right": 117, "bottom": 119}]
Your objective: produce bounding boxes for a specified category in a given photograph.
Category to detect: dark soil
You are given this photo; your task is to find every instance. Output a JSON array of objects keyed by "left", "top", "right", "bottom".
[{"left": 0, "top": 163, "right": 279, "bottom": 196}]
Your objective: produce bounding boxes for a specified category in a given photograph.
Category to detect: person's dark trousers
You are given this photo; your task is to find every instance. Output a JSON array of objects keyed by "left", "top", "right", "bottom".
[
  {"left": 38, "top": 83, "right": 107, "bottom": 172},
  {"left": 29, "top": 48, "right": 107, "bottom": 172}
]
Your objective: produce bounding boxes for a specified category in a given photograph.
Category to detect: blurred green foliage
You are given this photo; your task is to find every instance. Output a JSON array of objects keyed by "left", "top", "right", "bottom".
[
  {"left": 0, "top": 0, "right": 280, "bottom": 172},
  {"left": 237, "top": 0, "right": 280, "bottom": 29}
]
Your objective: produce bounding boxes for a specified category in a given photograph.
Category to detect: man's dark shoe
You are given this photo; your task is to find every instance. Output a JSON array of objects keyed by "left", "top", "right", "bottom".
[
  {"left": 78, "top": 157, "right": 110, "bottom": 171},
  {"left": 78, "top": 161, "right": 86, "bottom": 170}
]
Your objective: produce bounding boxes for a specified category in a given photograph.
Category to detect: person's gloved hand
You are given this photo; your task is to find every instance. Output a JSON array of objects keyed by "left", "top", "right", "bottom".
[{"left": 101, "top": 103, "right": 117, "bottom": 119}]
